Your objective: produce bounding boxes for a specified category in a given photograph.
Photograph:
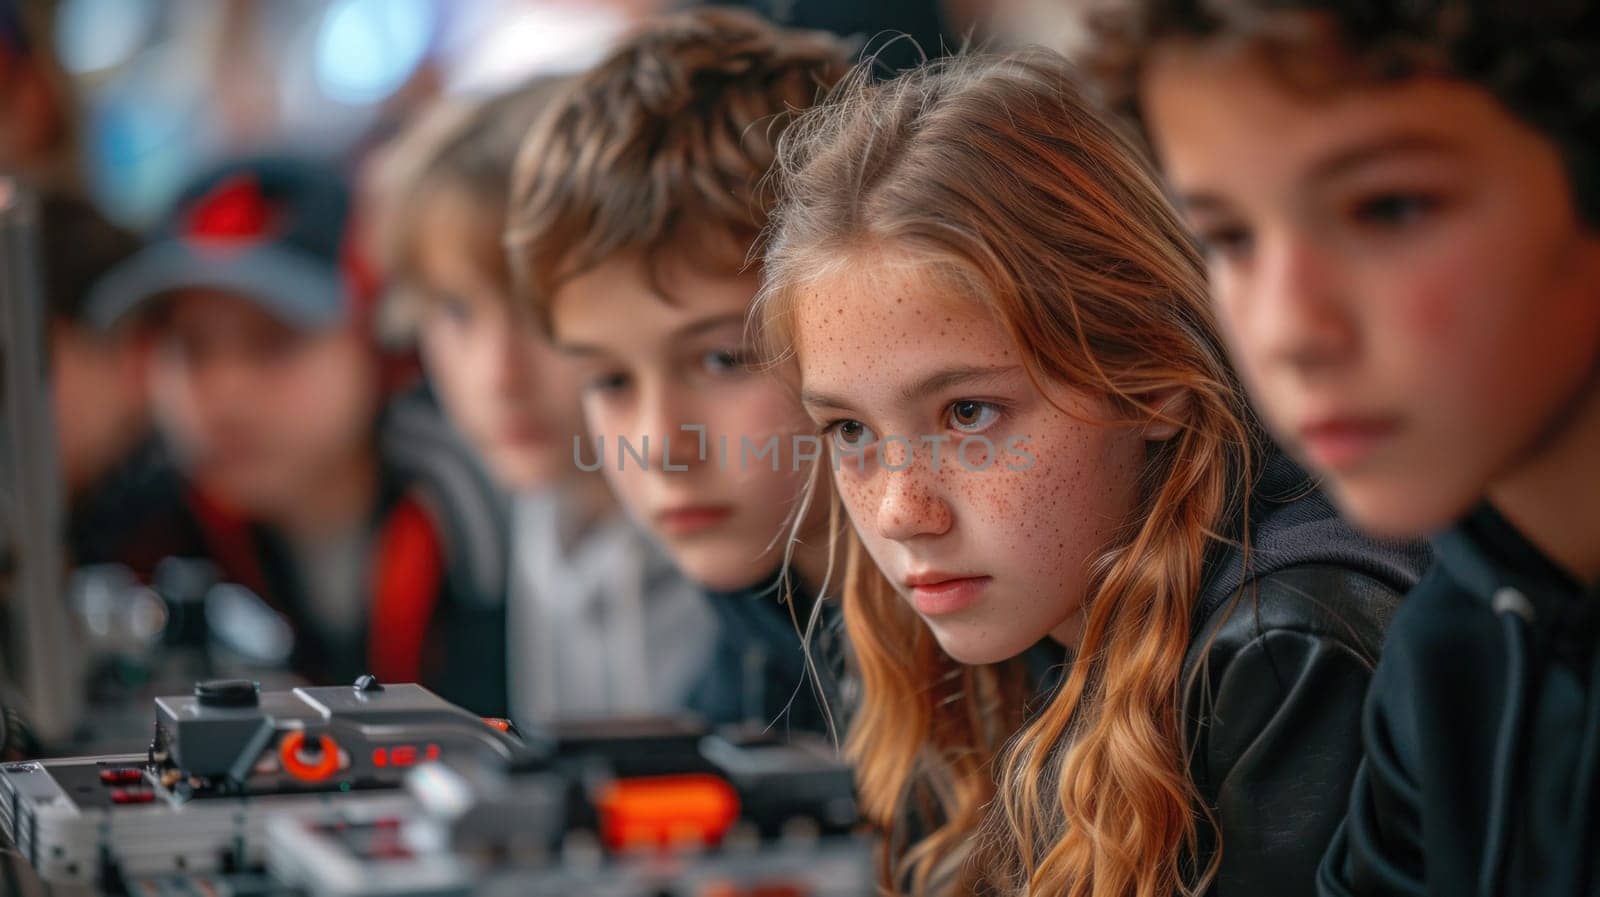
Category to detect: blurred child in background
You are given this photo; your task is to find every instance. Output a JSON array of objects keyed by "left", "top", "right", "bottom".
[
  {"left": 90, "top": 155, "right": 509, "bottom": 714},
  {"left": 371, "top": 78, "right": 715, "bottom": 729},
  {"left": 0, "top": 0, "right": 76, "bottom": 189},
  {"left": 37, "top": 192, "right": 159, "bottom": 555},
  {"left": 507, "top": 9, "right": 853, "bottom": 733}
]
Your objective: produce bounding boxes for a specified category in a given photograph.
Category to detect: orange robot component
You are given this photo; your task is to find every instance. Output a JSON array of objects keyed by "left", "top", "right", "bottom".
[
  {"left": 278, "top": 731, "right": 341, "bottom": 782},
  {"left": 596, "top": 773, "right": 741, "bottom": 852}
]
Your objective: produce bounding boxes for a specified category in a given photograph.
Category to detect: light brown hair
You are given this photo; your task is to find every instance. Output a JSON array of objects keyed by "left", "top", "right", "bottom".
[
  {"left": 504, "top": 7, "right": 851, "bottom": 328},
  {"left": 371, "top": 76, "right": 563, "bottom": 306},
  {"left": 754, "top": 49, "right": 1259, "bottom": 897}
]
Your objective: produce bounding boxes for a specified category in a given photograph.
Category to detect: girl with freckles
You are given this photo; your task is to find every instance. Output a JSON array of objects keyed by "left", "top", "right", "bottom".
[{"left": 753, "top": 51, "right": 1429, "bottom": 897}]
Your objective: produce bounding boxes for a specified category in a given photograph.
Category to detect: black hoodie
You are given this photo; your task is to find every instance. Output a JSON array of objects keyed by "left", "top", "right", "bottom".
[
  {"left": 1180, "top": 453, "right": 1431, "bottom": 895},
  {"left": 932, "top": 453, "right": 1428, "bottom": 896},
  {"left": 1319, "top": 502, "right": 1600, "bottom": 897}
]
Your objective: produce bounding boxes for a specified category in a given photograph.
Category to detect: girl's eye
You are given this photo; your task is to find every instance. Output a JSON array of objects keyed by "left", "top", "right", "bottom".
[
  {"left": 948, "top": 400, "right": 999, "bottom": 433},
  {"left": 829, "top": 419, "right": 877, "bottom": 450}
]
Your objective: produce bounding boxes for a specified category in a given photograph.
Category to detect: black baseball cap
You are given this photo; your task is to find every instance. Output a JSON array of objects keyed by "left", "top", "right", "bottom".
[{"left": 89, "top": 155, "right": 358, "bottom": 331}]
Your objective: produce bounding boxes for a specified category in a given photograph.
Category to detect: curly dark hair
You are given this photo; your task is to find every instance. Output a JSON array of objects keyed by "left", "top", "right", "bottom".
[{"left": 1089, "top": 0, "right": 1600, "bottom": 225}]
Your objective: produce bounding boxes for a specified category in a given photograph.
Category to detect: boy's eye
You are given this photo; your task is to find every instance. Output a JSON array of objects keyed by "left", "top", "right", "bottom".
[
  {"left": 586, "top": 371, "right": 630, "bottom": 394},
  {"left": 948, "top": 400, "right": 999, "bottom": 433},
  {"left": 1351, "top": 192, "right": 1440, "bottom": 229},
  {"left": 435, "top": 294, "right": 475, "bottom": 324},
  {"left": 829, "top": 419, "right": 877, "bottom": 449},
  {"left": 699, "top": 349, "right": 747, "bottom": 375},
  {"left": 1195, "top": 224, "right": 1254, "bottom": 262}
]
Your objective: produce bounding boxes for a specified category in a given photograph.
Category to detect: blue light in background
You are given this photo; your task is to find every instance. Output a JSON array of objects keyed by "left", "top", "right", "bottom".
[
  {"left": 86, "top": 72, "right": 201, "bottom": 226},
  {"left": 314, "top": 0, "right": 434, "bottom": 105},
  {"left": 54, "top": 0, "right": 156, "bottom": 75}
]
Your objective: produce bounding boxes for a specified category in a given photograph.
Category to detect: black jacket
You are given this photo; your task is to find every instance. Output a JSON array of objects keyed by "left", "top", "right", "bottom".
[
  {"left": 75, "top": 389, "right": 511, "bottom": 717},
  {"left": 1318, "top": 503, "right": 1600, "bottom": 897},
  {"left": 1181, "top": 455, "right": 1429, "bottom": 895},
  {"left": 686, "top": 573, "right": 845, "bottom": 739}
]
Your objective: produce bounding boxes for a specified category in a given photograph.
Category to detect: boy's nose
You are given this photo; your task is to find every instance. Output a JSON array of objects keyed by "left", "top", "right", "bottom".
[
  {"left": 636, "top": 387, "right": 705, "bottom": 473},
  {"left": 1246, "top": 234, "right": 1360, "bottom": 373}
]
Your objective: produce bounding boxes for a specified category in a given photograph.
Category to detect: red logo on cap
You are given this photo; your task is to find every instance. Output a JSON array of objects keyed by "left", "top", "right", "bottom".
[{"left": 184, "top": 174, "right": 280, "bottom": 255}]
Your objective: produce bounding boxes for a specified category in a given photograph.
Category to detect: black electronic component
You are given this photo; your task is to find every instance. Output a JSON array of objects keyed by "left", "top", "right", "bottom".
[
  {"left": 0, "top": 676, "right": 534, "bottom": 889},
  {"left": 0, "top": 681, "right": 871, "bottom": 896}
]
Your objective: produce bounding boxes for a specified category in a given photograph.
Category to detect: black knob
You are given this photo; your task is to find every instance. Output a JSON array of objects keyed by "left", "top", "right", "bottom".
[
  {"left": 353, "top": 674, "right": 383, "bottom": 692},
  {"left": 195, "top": 679, "right": 259, "bottom": 708}
]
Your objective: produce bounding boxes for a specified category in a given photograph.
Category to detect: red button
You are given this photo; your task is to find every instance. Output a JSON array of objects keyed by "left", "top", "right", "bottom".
[
  {"left": 99, "top": 768, "right": 144, "bottom": 785},
  {"left": 110, "top": 788, "right": 156, "bottom": 805}
]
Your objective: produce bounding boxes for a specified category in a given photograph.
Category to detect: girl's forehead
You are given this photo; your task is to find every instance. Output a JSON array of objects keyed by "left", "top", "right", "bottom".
[
  {"left": 797, "top": 270, "right": 957, "bottom": 334},
  {"left": 791, "top": 254, "right": 1004, "bottom": 341},
  {"left": 794, "top": 272, "right": 1024, "bottom": 404}
]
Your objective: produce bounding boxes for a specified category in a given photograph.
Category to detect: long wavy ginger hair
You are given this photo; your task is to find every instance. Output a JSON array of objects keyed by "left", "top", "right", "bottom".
[{"left": 753, "top": 50, "right": 1257, "bottom": 897}]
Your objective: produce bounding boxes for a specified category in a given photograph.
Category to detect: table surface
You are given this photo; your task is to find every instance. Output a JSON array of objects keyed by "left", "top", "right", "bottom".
[
  {"left": 0, "top": 844, "right": 289, "bottom": 897},
  {"left": 0, "top": 845, "right": 94, "bottom": 897}
]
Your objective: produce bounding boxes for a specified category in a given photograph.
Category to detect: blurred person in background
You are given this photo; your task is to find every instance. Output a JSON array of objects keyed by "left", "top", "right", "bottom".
[
  {"left": 0, "top": 0, "right": 77, "bottom": 188},
  {"left": 89, "top": 155, "right": 509, "bottom": 715},
  {"left": 37, "top": 191, "right": 188, "bottom": 571},
  {"left": 507, "top": 8, "right": 855, "bottom": 734},
  {"left": 369, "top": 78, "right": 715, "bottom": 729}
]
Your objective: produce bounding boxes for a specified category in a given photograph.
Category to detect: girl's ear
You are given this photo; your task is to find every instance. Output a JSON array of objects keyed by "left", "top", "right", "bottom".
[{"left": 1141, "top": 389, "right": 1189, "bottom": 442}]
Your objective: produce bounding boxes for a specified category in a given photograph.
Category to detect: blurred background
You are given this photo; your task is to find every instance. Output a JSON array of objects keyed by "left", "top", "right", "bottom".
[
  {"left": 0, "top": 0, "right": 1094, "bottom": 758},
  {"left": 11, "top": 0, "right": 1093, "bottom": 223}
]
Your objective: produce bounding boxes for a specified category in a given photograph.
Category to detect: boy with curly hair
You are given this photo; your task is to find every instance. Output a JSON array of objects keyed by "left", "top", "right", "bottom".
[{"left": 1096, "top": 2, "right": 1600, "bottom": 893}]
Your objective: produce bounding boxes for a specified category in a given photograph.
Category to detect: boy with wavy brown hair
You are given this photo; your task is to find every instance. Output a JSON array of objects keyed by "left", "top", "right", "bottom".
[{"left": 507, "top": 8, "right": 852, "bottom": 731}]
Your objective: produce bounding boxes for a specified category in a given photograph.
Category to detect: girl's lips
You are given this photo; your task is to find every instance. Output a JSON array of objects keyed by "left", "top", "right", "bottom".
[
  {"left": 1298, "top": 416, "right": 1403, "bottom": 471},
  {"left": 654, "top": 505, "right": 734, "bottom": 536},
  {"left": 908, "top": 575, "right": 993, "bottom": 616}
]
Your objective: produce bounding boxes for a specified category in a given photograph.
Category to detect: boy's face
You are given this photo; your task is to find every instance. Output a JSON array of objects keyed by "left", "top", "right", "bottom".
[
  {"left": 413, "top": 191, "right": 588, "bottom": 492},
  {"left": 550, "top": 251, "right": 815, "bottom": 591},
  {"left": 52, "top": 322, "right": 150, "bottom": 497},
  {"left": 1142, "top": 47, "right": 1600, "bottom": 537},
  {"left": 149, "top": 289, "right": 380, "bottom": 520}
]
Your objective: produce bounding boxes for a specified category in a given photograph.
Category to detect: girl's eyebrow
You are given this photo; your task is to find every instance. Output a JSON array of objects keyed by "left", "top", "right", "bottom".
[
  {"left": 799, "top": 388, "right": 857, "bottom": 413},
  {"left": 801, "top": 363, "right": 1024, "bottom": 413},
  {"left": 898, "top": 363, "right": 1024, "bottom": 404}
]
